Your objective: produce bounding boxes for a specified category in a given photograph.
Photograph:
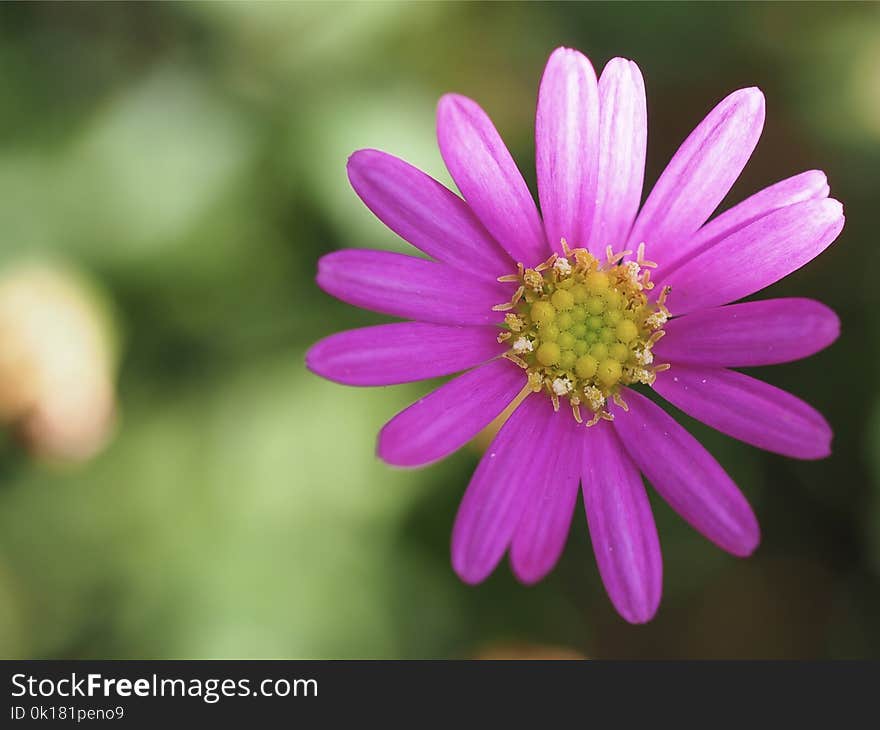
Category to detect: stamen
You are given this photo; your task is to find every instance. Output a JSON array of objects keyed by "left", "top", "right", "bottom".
[
  {"left": 504, "top": 313, "right": 525, "bottom": 332},
  {"left": 551, "top": 377, "right": 573, "bottom": 396},
  {"left": 582, "top": 385, "right": 606, "bottom": 412},
  {"left": 570, "top": 395, "right": 583, "bottom": 424},
  {"left": 535, "top": 253, "right": 558, "bottom": 273},
  {"left": 645, "top": 310, "right": 668, "bottom": 329},
  {"left": 572, "top": 248, "right": 593, "bottom": 270},
  {"left": 523, "top": 269, "right": 544, "bottom": 291},
  {"left": 560, "top": 238, "right": 572, "bottom": 257},
  {"left": 621, "top": 261, "right": 643, "bottom": 289},
  {"left": 633, "top": 347, "right": 653, "bottom": 365},
  {"left": 491, "top": 285, "right": 526, "bottom": 312},
  {"left": 553, "top": 257, "right": 572, "bottom": 276},
  {"left": 497, "top": 263, "right": 525, "bottom": 283},
  {"left": 495, "top": 243, "right": 672, "bottom": 422},
  {"left": 635, "top": 242, "right": 658, "bottom": 269},
  {"left": 631, "top": 367, "right": 655, "bottom": 385},
  {"left": 605, "top": 245, "right": 632, "bottom": 266}
]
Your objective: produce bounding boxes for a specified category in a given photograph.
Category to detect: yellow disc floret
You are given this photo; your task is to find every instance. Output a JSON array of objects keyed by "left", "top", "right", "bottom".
[
  {"left": 494, "top": 241, "right": 670, "bottom": 425},
  {"left": 550, "top": 289, "right": 575, "bottom": 311},
  {"left": 616, "top": 319, "right": 638, "bottom": 343},
  {"left": 530, "top": 301, "right": 556, "bottom": 326},
  {"left": 575, "top": 354, "right": 598, "bottom": 379},
  {"left": 536, "top": 341, "right": 561, "bottom": 366}
]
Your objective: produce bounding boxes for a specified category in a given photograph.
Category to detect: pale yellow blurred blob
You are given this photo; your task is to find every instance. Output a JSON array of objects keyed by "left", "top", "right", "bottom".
[
  {"left": 0, "top": 263, "right": 118, "bottom": 462},
  {"left": 474, "top": 642, "right": 585, "bottom": 660},
  {"left": 469, "top": 385, "right": 530, "bottom": 453},
  {"left": 849, "top": 38, "right": 880, "bottom": 139}
]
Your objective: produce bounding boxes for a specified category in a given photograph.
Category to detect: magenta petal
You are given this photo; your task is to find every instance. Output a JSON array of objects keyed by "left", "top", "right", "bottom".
[
  {"left": 452, "top": 394, "right": 555, "bottom": 584},
  {"left": 588, "top": 57, "right": 647, "bottom": 256},
  {"left": 627, "top": 88, "right": 765, "bottom": 261},
  {"left": 654, "top": 298, "right": 840, "bottom": 367},
  {"left": 613, "top": 389, "right": 760, "bottom": 557},
  {"left": 437, "top": 93, "right": 549, "bottom": 265},
  {"left": 653, "top": 366, "right": 832, "bottom": 460},
  {"left": 378, "top": 358, "right": 523, "bottom": 468},
  {"left": 509, "top": 408, "right": 581, "bottom": 584},
  {"left": 347, "top": 149, "right": 512, "bottom": 278},
  {"left": 582, "top": 421, "right": 662, "bottom": 624},
  {"left": 306, "top": 322, "right": 506, "bottom": 386},
  {"left": 657, "top": 170, "right": 829, "bottom": 281},
  {"left": 662, "top": 198, "right": 844, "bottom": 315},
  {"left": 536, "top": 47, "right": 600, "bottom": 255},
  {"left": 316, "top": 249, "right": 510, "bottom": 326}
]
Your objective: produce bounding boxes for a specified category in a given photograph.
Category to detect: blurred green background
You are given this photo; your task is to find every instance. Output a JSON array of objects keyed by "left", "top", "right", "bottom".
[{"left": 0, "top": 1, "right": 877, "bottom": 659}]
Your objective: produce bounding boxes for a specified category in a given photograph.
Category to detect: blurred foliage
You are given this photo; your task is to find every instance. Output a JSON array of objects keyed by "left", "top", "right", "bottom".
[{"left": 0, "top": 1, "right": 877, "bottom": 659}]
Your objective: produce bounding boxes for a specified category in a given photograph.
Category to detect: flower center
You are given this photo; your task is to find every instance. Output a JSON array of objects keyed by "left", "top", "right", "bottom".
[{"left": 494, "top": 241, "right": 671, "bottom": 425}]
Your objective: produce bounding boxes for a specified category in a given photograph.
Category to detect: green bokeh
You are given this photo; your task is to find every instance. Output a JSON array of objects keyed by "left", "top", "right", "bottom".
[{"left": 0, "top": 1, "right": 877, "bottom": 659}]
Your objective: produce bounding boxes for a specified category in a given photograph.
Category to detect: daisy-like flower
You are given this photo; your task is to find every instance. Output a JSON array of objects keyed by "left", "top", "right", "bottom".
[{"left": 306, "top": 47, "right": 844, "bottom": 623}]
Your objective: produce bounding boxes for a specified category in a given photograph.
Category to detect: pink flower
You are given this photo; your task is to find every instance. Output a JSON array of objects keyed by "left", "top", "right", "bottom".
[{"left": 306, "top": 47, "right": 844, "bottom": 623}]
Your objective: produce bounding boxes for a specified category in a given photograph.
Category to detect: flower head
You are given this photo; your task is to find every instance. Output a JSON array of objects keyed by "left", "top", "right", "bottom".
[{"left": 306, "top": 47, "right": 844, "bottom": 623}]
